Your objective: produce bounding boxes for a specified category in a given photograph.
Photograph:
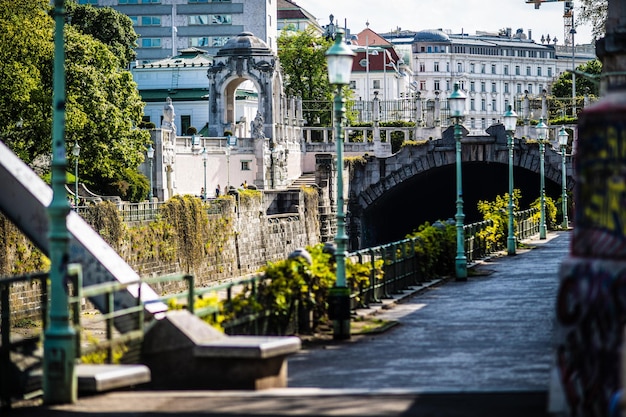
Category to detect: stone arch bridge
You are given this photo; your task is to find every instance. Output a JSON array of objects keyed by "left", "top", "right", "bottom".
[{"left": 346, "top": 124, "right": 574, "bottom": 248}]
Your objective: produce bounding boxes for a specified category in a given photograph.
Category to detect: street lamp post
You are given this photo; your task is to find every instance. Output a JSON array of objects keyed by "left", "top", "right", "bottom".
[
  {"left": 325, "top": 28, "right": 355, "bottom": 340},
  {"left": 44, "top": 0, "right": 76, "bottom": 404},
  {"left": 503, "top": 105, "right": 518, "bottom": 255},
  {"left": 147, "top": 144, "right": 154, "bottom": 202},
  {"left": 72, "top": 142, "right": 80, "bottom": 209},
  {"left": 558, "top": 127, "right": 569, "bottom": 229},
  {"left": 536, "top": 118, "right": 548, "bottom": 239},
  {"left": 225, "top": 145, "right": 231, "bottom": 190},
  {"left": 201, "top": 147, "right": 207, "bottom": 201},
  {"left": 571, "top": 25, "right": 577, "bottom": 116},
  {"left": 449, "top": 83, "right": 467, "bottom": 281}
]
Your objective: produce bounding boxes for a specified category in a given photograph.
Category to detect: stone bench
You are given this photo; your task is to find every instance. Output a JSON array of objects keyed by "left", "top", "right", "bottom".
[
  {"left": 76, "top": 364, "right": 151, "bottom": 394},
  {"left": 140, "top": 310, "right": 301, "bottom": 390}
]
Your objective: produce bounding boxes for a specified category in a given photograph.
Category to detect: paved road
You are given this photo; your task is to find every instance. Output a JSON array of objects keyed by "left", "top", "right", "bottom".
[
  {"left": 288, "top": 231, "right": 568, "bottom": 392},
  {"left": 9, "top": 231, "right": 570, "bottom": 416}
]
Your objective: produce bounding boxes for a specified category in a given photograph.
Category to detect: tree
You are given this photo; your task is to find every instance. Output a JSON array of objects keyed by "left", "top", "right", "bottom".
[
  {"left": 0, "top": 0, "right": 150, "bottom": 202},
  {"left": 277, "top": 28, "right": 334, "bottom": 127},
  {"left": 577, "top": 0, "right": 608, "bottom": 40},
  {"left": 66, "top": 1, "right": 137, "bottom": 69},
  {"left": 551, "top": 58, "right": 602, "bottom": 98}
]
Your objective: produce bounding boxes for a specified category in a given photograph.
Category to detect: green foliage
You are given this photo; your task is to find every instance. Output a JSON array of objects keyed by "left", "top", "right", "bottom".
[
  {"left": 277, "top": 27, "right": 333, "bottom": 127},
  {"left": 66, "top": 1, "right": 137, "bottom": 69},
  {"left": 477, "top": 190, "right": 521, "bottom": 252},
  {"left": 0, "top": 0, "right": 150, "bottom": 199},
  {"left": 160, "top": 195, "right": 211, "bottom": 273},
  {"left": 577, "top": 0, "right": 608, "bottom": 40},
  {"left": 80, "top": 332, "right": 128, "bottom": 364},
  {"left": 0, "top": 213, "right": 49, "bottom": 275},
  {"left": 531, "top": 196, "right": 558, "bottom": 230},
  {"left": 81, "top": 201, "right": 125, "bottom": 249},
  {"left": 405, "top": 221, "right": 456, "bottom": 278},
  {"left": 551, "top": 59, "right": 601, "bottom": 99}
]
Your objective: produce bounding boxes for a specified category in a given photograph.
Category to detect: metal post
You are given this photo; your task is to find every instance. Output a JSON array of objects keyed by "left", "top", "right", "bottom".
[
  {"left": 203, "top": 153, "right": 207, "bottom": 201},
  {"left": 561, "top": 144, "right": 568, "bottom": 228},
  {"left": 507, "top": 130, "right": 516, "bottom": 255},
  {"left": 73, "top": 151, "right": 79, "bottom": 208},
  {"left": 454, "top": 119, "right": 467, "bottom": 280},
  {"left": 571, "top": 21, "right": 577, "bottom": 117},
  {"left": 539, "top": 140, "right": 547, "bottom": 239},
  {"left": 331, "top": 85, "right": 351, "bottom": 339},
  {"left": 148, "top": 158, "right": 153, "bottom": 202},
  {"left": 44, "top": 0, "right": 77, "bottom": 404}
]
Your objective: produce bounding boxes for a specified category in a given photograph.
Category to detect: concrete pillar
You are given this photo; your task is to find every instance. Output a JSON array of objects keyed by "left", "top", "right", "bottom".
[{"left": 554, "top": 2, "right": 626, "bottom": 415}]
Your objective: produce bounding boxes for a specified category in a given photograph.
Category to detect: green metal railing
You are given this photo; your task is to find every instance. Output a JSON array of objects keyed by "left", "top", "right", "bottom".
[{"left": 0, "top": 206, "right": 542, "bottom": 407}]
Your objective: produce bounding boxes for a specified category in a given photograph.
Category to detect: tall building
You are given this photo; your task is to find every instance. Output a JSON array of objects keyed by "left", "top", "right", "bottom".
[
  {"left": 382, "top": 27, "right": 596, "bottom": 132},
  {"left": 80, "top": 0, "right": 277, "bottom": 62}
]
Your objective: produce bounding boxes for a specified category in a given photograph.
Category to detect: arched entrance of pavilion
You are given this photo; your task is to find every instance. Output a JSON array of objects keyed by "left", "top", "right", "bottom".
[{"left": 207, "top": 32, "right": 294, "bottom": 189}]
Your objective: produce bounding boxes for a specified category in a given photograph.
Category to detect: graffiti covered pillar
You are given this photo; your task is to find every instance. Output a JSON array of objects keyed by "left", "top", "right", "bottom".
[{"left": 556, "top": 1, "right": 626, "bottom": 415}]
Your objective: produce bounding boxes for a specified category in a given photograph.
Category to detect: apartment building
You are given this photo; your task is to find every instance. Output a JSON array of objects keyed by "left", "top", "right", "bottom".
[{"left": 79, "top": 0, "right": 277, "bottom": 62}]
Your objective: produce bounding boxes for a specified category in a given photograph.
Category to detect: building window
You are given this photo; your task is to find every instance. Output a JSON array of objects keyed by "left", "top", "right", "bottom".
[
  {"left": 470, "top": 118, "right": 476, "bottom": 128},
  {"left": 446, "top": 62, "right": 450, "bottom": 72},
  {"left": 138, "top": 16, "right": 161, "bottom": 26},
  {"left": 211, "top": 37, "right": 230, "bottom": 47},
  {"left": 120, "top": 0, "right": 160, "bottom": 3},
  {"left": 419, "top": 62, "right": 425, "bottom": 72},
  {"left": 419, "top": 80, "right": 426, "bottom": 90},
  {"left": 470, "top": 63, "right": 475, "bottom": 73},
  {"left": 504, "top": 99, "right": 509, "bottom": 109},
  {"left": 141, "top": 38, "right": 161, "bottom": 48},
  {"left": 516, "top": 83, "right": 522, "bottom": 94},
  {"left": 491, "top": 99, "right": 497, "bottom": 112},
  {"left": 189, "top": 37, "right": 210, "bottom": 47},
  {"left": 504, "top": 65, "right": 509, "bottom": 75},
  {"left": 548, "top": 67, "right": 553, "bottom": 77},
  {"left": 470, "top": 99, "right": 476, "bottom": 111},
  {"left": 480, "top": 82, "right": 486, "bottom": 92},
  {"left": 491, "top": 64, "right": 496, "bottom": 74},
  {"left": 181, "top": 115, "right": 191, "bottom": 135},
  {"left": 537, "top": 67, "right": 542, "bottom": 76},
  {"left": 349, "top": 80, "right": 356, "bottom": 89},
  {"left": 491, "top": 82, "right": 496, "bottom": 93},
  {"left": 434, "top": 62, "right": 439, "bottom": 72},
  {"left": 241, "top": 161, "right": 251, "bottom": 171},
  {"left": 457, "top": 62, "right": 463, "bottom": 72},
  {"left": 528, "top": 84, "right": 533, "bottom": 94},
  {"left": 481, "top": 64, "right": 486, "bottom": 73},
  {"left": 434, "top": 80, "right": 440, "bottom": 91},
  {"left": 189, "top": 14, "right": 232, "bottom": 25},
  {"left": 526, "top": 66, "right": 531, "bottom": 76},
  {"left": 446, "top": 80, "right": 450, "bottom": 91},
  {"left": 373, "top": 79, "right": 381, "bottom": 89},
  {"left": 470, "top": 81, "right": 475, "bottom": 92},
  {"left": 78, "top": 0, "right": 98, "bottom": 4},
  {"left": 515, "top": 65, "right": 520, "bottom": 75},
  {"left": 481, "top": 99, "right": 486, "bottom": 111},
  {"left": 504, "top": 83, "right": 509, "bottom": 94},
  {"left": 481, "top": 118, "right": 486, "bottom": 129}
]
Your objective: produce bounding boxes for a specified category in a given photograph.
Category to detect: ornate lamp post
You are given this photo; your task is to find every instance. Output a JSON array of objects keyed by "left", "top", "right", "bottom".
[
  {"left": 536, "top": 118, "right": 549, "bottom": 239},
  {"left": 147, "top": 144, "right": 154, "bottom": 202},
  {"left": 201, "top": 147, "right": 207, "bottom": 201},
  {"left": 225, "top": 145, "right": 231, "bottom": 190},
  {"left": 72, "top": 142, "right": 80, "bottom": 209},
  {"left": 503, "top": 105, "right": 518, "bottom": 255},
  {"left": 44, "top": 0, "right": 76, "bottom": 404},
  {"left": 449, "top": 83, "right": 467, "bottom": 281},
  {"left": 325, "top": 28, "right": 355, "bottom": 340},
  {"left": 558, "top": 127, "right": 569, "bottom": 229}
]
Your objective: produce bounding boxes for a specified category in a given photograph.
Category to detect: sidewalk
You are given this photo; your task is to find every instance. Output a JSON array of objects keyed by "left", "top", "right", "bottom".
[{"left": 9, "top": 231, "right": 569, "bottom": 416}]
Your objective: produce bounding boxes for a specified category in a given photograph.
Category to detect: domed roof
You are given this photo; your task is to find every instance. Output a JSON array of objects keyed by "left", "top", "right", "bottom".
[
  {"left": 216, "top": 32, "right": 273, "bottom": 56},
  {"left": 413, "top": 29, "right": 450, "bottom": 43}
]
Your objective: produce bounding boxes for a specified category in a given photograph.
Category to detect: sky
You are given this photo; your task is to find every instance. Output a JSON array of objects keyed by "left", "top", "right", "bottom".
[{"left": 292, "top": 0, "right": 595, "bottom": 46}]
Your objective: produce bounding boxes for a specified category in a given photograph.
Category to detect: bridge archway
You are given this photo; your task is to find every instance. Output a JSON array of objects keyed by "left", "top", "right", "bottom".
[{"left": 348, "top": 124, "right": 574, "bottom": 248}]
